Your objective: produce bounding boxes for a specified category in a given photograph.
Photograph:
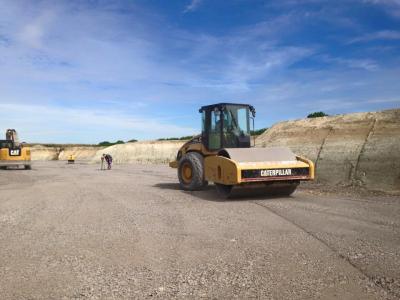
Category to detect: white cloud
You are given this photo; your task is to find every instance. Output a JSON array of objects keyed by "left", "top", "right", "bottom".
[
  {"left": 0, "top": 103, "right": 197, "bottom": 143},
  {"left": 297, "top": 97, "right": 400, "bottom": 111},
  {"left": 17, "top": 10, "right": 55, "bottom": 49},
  {"left": 184, "top": 0, "right": 203, "bottom": 13},
  {"left": 363, "top": 0, "right": 400, "bottom": 17},
  {"left": 348, "top": 30, "right": 400, "bottom": 43},
  {"left": 0, "top": 0, "right": 399, "bottom": 142},
  {"left": 319, "top": 55, "right": 379, "bottom": 71},
  {"left": 364, "top": 0, "right": 400, "bottom": 5}
]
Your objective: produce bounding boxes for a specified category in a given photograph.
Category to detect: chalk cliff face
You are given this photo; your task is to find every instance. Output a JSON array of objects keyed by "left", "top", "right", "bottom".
[
  {"left": 29, "top": 109, "right": 400, "bottom": 193},
  {"left": 30, "top": 145, "right": 61, "bottom": 161},
  {"left": 256, "top": 109, "right": 400, "bottom": 194},
  {"left": 31, "top": 141, "right": 184, "bottom": 165},
  {"left": 58, "top": 147, "right": 103, "bottom": 161},
  {"left": 31, "top": 146, "right": 104, "bottom": 161},
  {"left": 91, "top": 141, "right": 184, "bottom": 165}
]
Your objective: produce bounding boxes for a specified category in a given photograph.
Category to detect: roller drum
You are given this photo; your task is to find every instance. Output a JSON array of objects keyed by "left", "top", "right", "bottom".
[
  {"left": 220, "top": 147, "right": 297, "bottom": 163},
  {"left": 215, "top": 181, "right": 300, "bottom": 199}
]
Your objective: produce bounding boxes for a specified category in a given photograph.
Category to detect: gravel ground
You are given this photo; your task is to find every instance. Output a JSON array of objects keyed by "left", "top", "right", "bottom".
[{"left": 0, "top": 161, "right": 399, "bottom": 299}]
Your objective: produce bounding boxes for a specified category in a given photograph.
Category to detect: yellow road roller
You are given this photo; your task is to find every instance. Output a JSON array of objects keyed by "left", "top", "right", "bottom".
[
  {"left": 67, "top": 154, "right": 75, "bottom": 164},
  {"left": 0, "top": 129, "right": 31, "bottom": 170},
  {"left": 169, "top": 103, "right": 314, "bottom": 198}
]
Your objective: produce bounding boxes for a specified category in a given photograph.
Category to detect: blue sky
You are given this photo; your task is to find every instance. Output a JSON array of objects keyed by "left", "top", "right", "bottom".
[{"left": 0, "top": 0, "right": 399, "bottom": 143}]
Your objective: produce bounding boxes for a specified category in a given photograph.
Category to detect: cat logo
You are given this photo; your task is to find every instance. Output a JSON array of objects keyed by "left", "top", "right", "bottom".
[
  {"left": 10, "top": 149, "right": 20, "bottom": 156},
  {"left": 261, "top": 169, "right": 292, "bottom": 177}
]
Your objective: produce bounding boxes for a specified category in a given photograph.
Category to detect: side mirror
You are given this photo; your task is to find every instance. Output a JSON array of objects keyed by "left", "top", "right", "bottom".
[{"left": 249, "top": 106, "right": 256, "bottom": 118}]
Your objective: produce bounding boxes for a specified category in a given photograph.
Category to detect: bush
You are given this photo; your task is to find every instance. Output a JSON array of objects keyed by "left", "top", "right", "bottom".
[
  {"left": 178, "top": 135, "right": 194, "bottom": 140},
  {"left": 98, "top": 140, "right": 126, "bottom": 147},
  {"left": 157, "top": 135, "right": 194, "bottom": 141},
  {"left": 127, "top": 139, "right": 138, "bottom": 143},
  {"left": 307, "top": 112, "right": 329, "bottom": 118},
  {"left": 251, "top": 128, "right": 268, "bottom": 136}
]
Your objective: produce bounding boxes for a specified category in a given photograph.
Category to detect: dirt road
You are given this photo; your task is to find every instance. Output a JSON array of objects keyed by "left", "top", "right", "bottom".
[{"left": 0, "top": 162, "right": 399, "bottom": 299}]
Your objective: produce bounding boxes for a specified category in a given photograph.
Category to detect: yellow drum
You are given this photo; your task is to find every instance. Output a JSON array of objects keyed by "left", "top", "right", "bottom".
[{"left": 67, "top": 154, "right": 75, "bottom": 164}]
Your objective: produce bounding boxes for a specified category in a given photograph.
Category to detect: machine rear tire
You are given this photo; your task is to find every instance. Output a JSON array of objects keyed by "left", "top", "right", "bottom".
[
  {"left": 178, "top": 152, "right": 207, "bottom": 191},
  {"left": 24, "top": 165, "right": 31, "bottom": 170}
]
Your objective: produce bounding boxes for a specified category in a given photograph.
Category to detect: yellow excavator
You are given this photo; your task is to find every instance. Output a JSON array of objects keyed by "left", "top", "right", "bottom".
[
  {"left": 0, "top": 129, "right": 31, "bottom": 170},
  {"left": 169, "top": 103, "right": 314, "bottom": 198}
]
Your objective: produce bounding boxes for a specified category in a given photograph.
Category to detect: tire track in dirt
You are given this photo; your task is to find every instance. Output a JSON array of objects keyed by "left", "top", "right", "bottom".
[{"left": 251, "top": 200, "right": 399, "bottom": 299}]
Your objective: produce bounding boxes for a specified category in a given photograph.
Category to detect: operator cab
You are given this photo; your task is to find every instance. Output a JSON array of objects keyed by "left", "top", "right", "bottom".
[
  {"left": 2, "top": 129, "right": 20, "bottom": 150},
  {"left": 0, "top": 140, "right": 13, "bottom": 149},
  {"left": 199, "top": 103, "right": 255, "bottom": 151}
]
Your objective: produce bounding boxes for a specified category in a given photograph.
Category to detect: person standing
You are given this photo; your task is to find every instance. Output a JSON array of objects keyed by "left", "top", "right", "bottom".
[
  {"left": 105, "top": 154, "right": 113, "bottom": 170},
  {"left": 101, "top": 154, "right": 106, "bottom": 170}
]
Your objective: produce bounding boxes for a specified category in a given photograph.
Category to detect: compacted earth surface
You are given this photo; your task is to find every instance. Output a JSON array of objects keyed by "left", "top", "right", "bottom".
[{"left": 0, "top": 161, "right": 399, "bottom": 299}]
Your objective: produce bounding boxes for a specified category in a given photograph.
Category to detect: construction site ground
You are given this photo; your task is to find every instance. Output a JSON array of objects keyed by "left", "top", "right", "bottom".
[{"left": 0, "top": 161, "right": 399, "bottom": 299}]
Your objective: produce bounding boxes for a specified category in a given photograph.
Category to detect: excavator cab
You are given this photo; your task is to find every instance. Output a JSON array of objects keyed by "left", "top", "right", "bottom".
[{"left": 200, "top": 103, "right": 255, "bottom": 150}]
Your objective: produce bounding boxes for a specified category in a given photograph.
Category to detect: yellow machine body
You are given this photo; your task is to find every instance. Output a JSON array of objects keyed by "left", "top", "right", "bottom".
[
  {"left": 0, "top": 148, "right": 31, "bottom": 166},
  {"left": 203, "top": 154, "right": 314, "bottom": 185},
  {"left": 169, "top": 137, "right": 216, "bottom": 169},
  {"left": 0, "top": 129, "right": 31, "bottom": 169},
  {"left": 67, "top": 154, "right": 76, "bottom": 164},
  {"left": 169, "top": 141, "right": 314, "bottom": 186},
  {"left": 169, "top": 103, "right": 315, "bottom": 198}
]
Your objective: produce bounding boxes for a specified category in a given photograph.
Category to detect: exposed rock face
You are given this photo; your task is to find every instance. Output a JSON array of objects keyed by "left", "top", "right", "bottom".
[
  {"left": 29, "top": 109, "right": 399, "bottom": 193},
  {"left": 58, "top": 147, "right": 103, "bottom": 161},
  {"left": 92, "top": 141, "right": 184, "bottom": 165},
  {"left": 256, "top": 109, "right": 400, "bottom": 194},
  {"left": 30, "top": 142, "right": 184, "bottom": 164},
  {"left": 31, "top": 146, "right": 104, "bottom": 161},
  {"left": 31, "top": 145, "right": 62, "bottom": 161}
]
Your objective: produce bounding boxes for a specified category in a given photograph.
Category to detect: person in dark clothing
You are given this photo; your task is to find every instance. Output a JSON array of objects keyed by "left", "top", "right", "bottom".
[{"left": 104, "top": 154, "right": 113, "bottom": 170}]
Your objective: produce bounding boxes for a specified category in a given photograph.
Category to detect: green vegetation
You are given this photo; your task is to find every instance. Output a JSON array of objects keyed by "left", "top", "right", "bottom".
[
  {"left": 157, "top": 128, "right": 268, "bottom": 141},
  {"left": 98, "top": 140, "right": 125, "bottom": 147},
  {"left": 28, "top": 143, "right": 99, "bottom": 147},
  {"left": 251, "top": 128, "right": 268, "bottom": 136},
  {"left": 28, "top": 139, "right": 138, "bottom": 148},
  {"left": 98, "top": 139, "right": 137, "bottom": 146},
  {"left": 157, "top": 135, "right": 194, "bottom": 141},
  {"left": 307, "top": 111, "right": 329, "bottom": 118}
]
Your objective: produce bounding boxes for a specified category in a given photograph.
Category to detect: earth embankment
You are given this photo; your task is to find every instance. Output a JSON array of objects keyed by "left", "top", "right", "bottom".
[
  {"left": 91, "top": 141, "right": 184, "bottom": 164},
  {"left": 29, "top": 109, "right": 399, "bottom": 193},
  {"left": 256, "top": 109, "right": 400, "bottom": 194},
  {"left": 31, "top": 145, "right": 103, "bottom": 161}
]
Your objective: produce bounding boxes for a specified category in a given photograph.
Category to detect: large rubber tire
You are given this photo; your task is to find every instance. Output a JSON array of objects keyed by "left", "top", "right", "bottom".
[
  {"left": 24, "top": 165, "right": 32, "bottom": 170},
  {"left": 178, "top": 152, "right": 207, "bottom": 191}
]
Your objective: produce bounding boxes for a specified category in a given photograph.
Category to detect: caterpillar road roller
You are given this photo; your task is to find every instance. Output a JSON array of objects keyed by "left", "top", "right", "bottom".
[
  {"left": 0, "top": 129, "right": 31, "bottom": 170},
  {"left": 169, "top": 103, "right": 315, "bottom": 198},
  {"left": 67, "top": 154, "right": 75, "bottom": 164}
]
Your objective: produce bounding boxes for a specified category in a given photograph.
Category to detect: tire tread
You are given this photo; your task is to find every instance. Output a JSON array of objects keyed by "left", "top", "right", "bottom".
[{"left": 178, "top": 152, "right": 206, "bottom": 191}]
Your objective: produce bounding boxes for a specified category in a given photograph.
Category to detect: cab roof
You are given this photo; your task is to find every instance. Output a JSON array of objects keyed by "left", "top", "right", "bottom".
[{"left": 199, "top": 103, "right": 254, "bottom": 113}]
